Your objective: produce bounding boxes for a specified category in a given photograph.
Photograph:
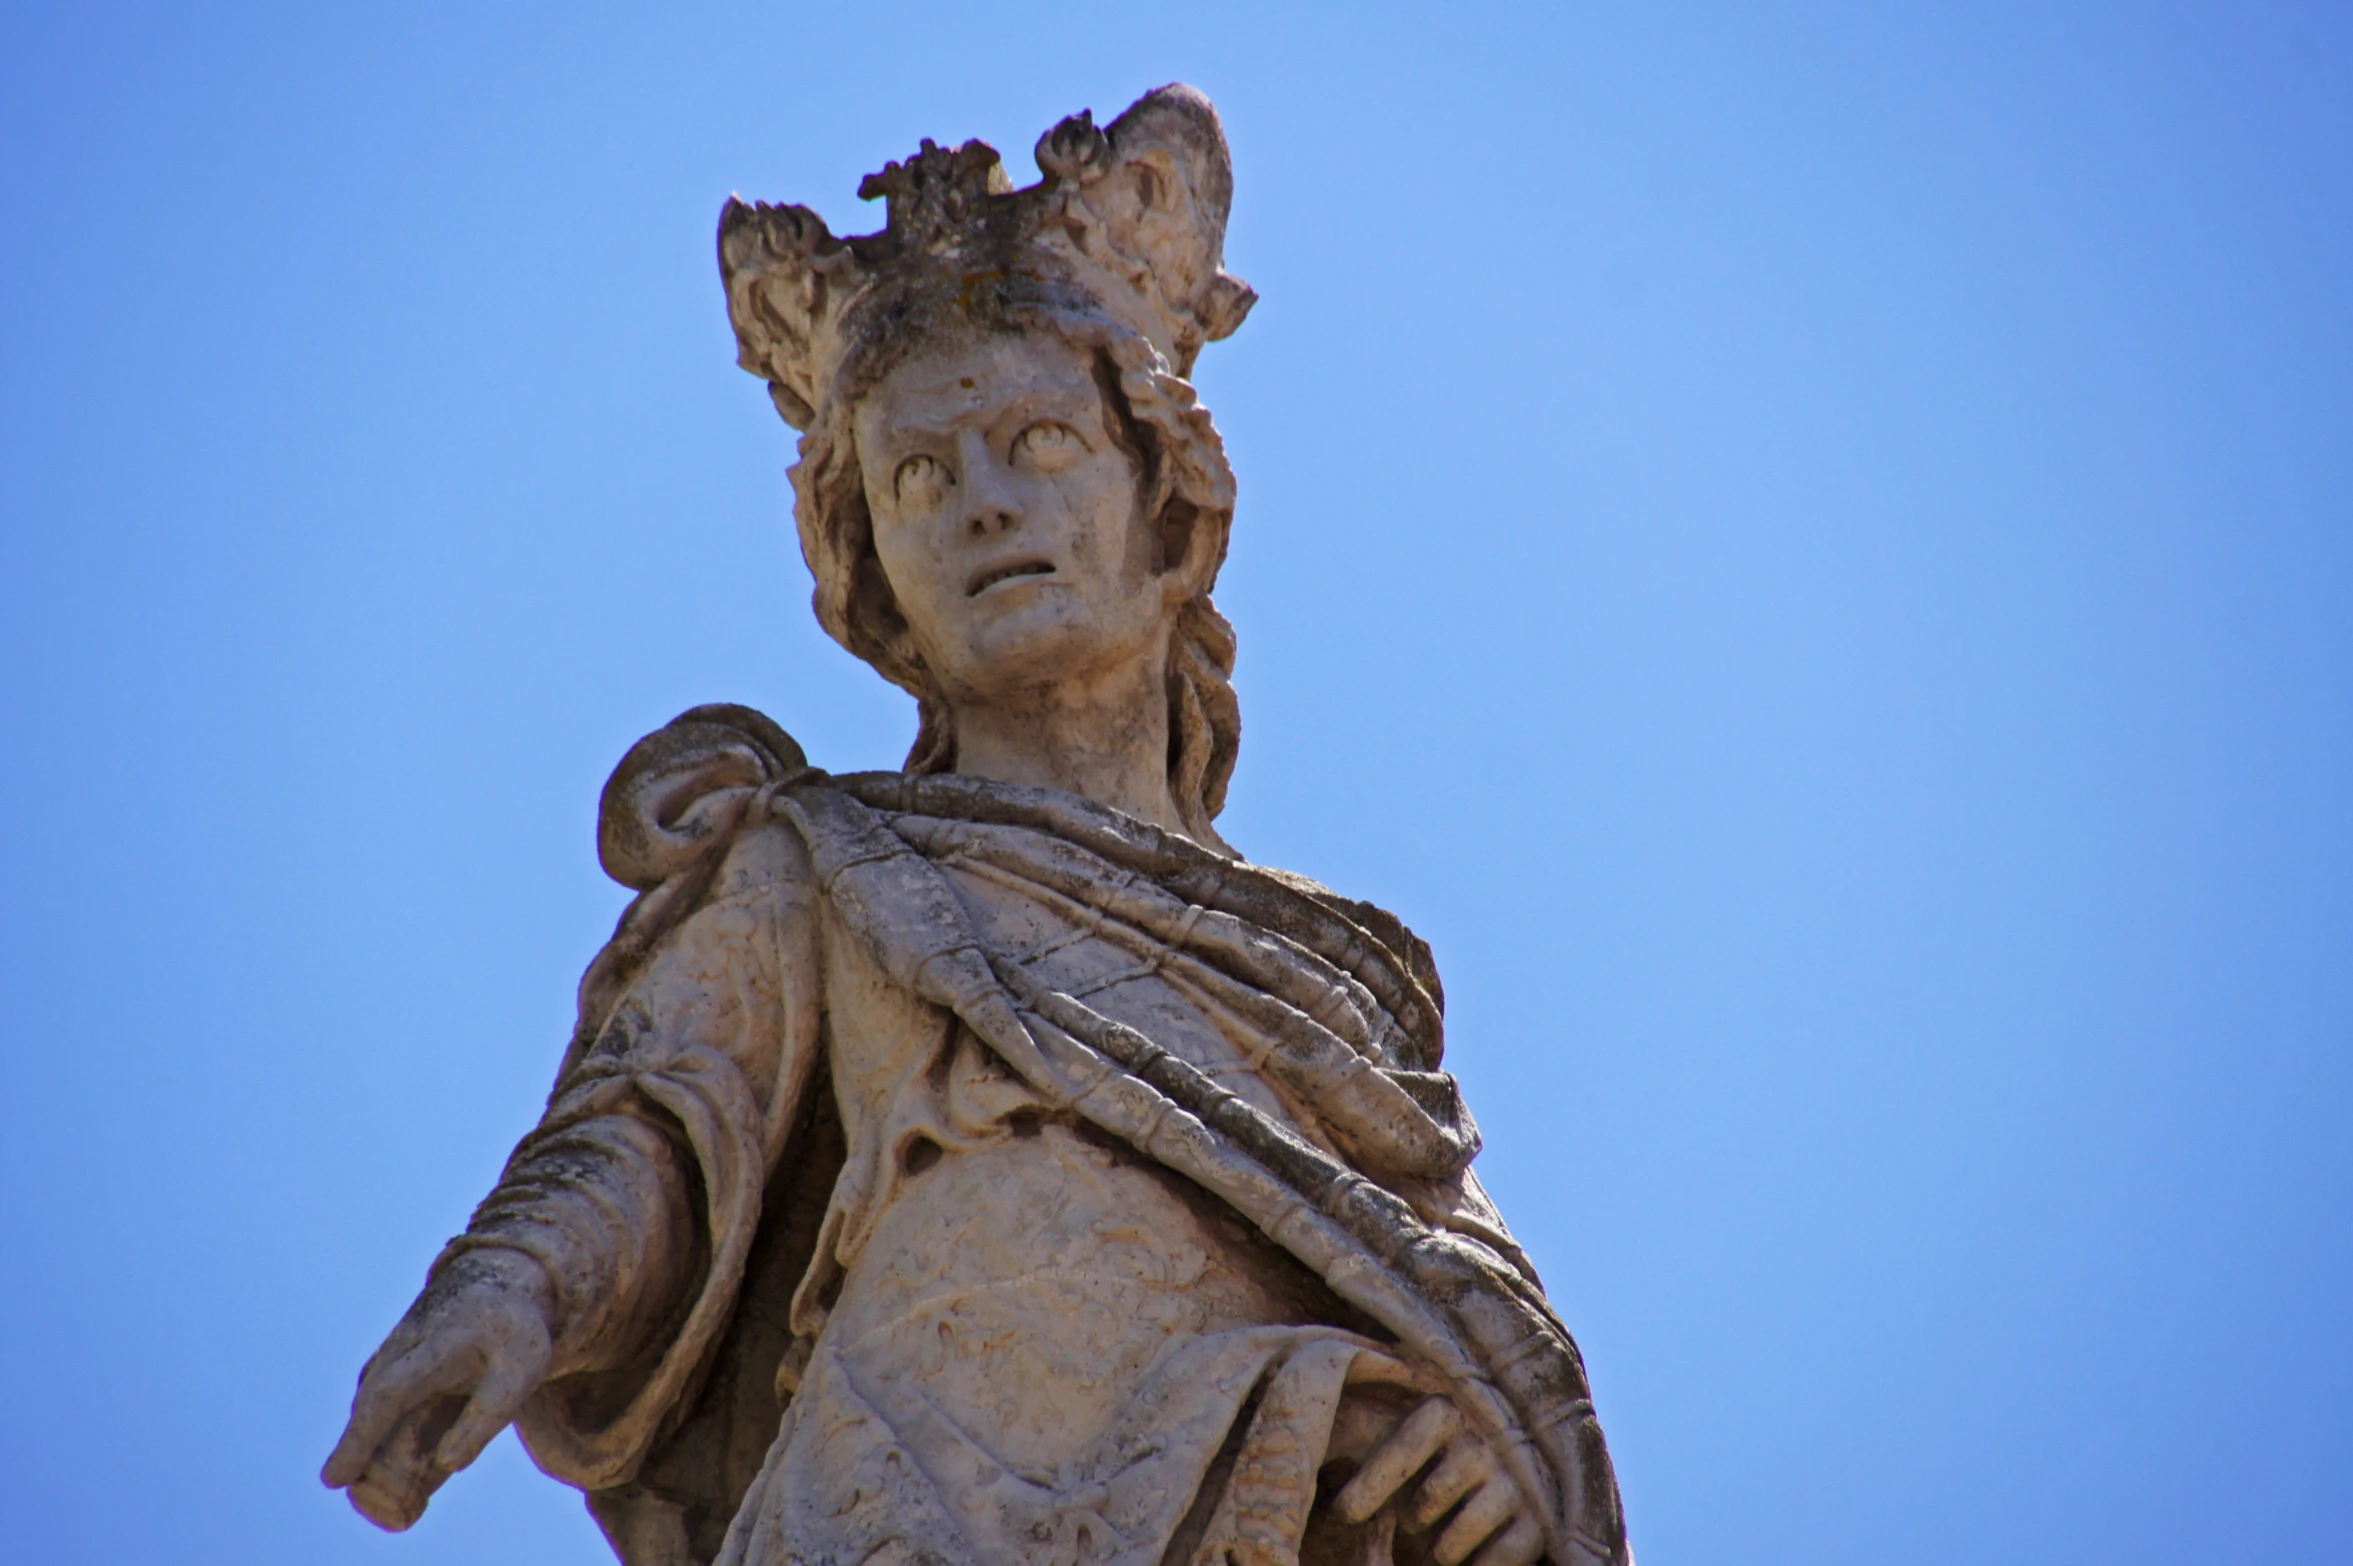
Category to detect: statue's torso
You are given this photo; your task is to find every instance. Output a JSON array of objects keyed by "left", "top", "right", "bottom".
[
  {"left": 827, "top": 1126, "right": 1315, "bottom": 1472},
  {"left": 699, "top": 839, "right": 1377, "bottom": 1566},
  {"left": 533, "top": 777, "right": 1610, "bottom": 1566},
  {"left": 804, "top": 851, "right": 1358, "bottom": 1474}
]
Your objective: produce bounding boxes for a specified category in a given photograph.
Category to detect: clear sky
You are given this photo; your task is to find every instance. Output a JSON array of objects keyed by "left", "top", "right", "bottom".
[{"left": 3, "top": 4, "right": 2348, "bottom": 1562}]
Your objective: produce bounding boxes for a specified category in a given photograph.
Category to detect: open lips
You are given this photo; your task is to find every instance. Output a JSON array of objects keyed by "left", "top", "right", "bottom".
[{"left": 966, "top": 558, "right": 1057, "bottom": 597}]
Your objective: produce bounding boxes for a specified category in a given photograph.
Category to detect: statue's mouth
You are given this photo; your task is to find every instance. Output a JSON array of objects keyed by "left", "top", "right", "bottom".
[{"left": 967, "top": 558, "right": 1056, "bottom": 598}]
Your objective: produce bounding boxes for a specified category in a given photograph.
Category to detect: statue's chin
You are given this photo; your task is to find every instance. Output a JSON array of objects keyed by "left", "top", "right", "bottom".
[{"left": 930, "top": 591, "right": 1167, "bottom": 700}]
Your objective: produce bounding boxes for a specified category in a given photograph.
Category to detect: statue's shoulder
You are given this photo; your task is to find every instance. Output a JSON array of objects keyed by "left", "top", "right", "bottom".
[
  {"left": 1249, "top": 862, "right": 1447, "bottom": 1020},
  {"left": 595, "top": 703, "right": 811, "bottom": 891}
]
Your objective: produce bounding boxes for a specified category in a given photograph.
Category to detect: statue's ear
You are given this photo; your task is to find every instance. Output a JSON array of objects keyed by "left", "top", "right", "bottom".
[
  {"left": 1050, "top": 85, "right": 1256, "bottom": 369},
  {"left": 1165, "top": 497, "right": 1226, "bottom": 600},
  {"left": 718, "top": 198, "right": 853, "bottom": 429}
]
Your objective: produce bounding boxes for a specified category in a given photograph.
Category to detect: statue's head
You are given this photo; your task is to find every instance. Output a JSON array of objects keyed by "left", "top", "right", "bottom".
[{"left": 718, "top": 86, "right": 1254, "bottom": 839}]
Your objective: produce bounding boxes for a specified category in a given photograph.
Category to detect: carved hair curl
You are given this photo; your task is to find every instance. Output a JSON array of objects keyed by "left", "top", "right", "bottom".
[{"left": 789, "top": 284, "right": 1241, "bottom": 839}]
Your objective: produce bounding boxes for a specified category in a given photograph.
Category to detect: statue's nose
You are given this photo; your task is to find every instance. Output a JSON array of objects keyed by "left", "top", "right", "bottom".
[
  {"left": 966, "top": 503, "right": 1020, "bottom": 538},
  {"left": 960, "top": 433, "right": 1022, "bottom": 538}
]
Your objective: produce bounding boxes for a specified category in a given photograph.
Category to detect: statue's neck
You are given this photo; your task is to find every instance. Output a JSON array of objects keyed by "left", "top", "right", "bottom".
[{"left": 941, "top": 650, "right": 1185, "bottom": 836}]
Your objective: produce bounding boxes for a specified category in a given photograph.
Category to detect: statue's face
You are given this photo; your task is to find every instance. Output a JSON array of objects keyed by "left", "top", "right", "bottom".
[{"left": 855, "top": 332, "right": 1174, "bottom": 703}]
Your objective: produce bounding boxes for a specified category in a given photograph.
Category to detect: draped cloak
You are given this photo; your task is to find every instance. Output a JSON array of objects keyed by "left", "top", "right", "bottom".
[{"left": 440, "top": 707, "right": 1628, "bottom": 1566}]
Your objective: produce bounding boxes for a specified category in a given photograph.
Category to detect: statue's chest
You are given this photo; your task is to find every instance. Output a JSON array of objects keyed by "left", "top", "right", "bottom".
[
  {"left": 802, "top": 858, "right": 1341, "bottom": 1457},
  {"left": 824, "top": 858, "right": 1298, "bottom": 1127}
]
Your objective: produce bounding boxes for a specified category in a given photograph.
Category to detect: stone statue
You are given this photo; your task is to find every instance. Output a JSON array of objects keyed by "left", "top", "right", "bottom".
[{"left": 323, "top": 84, "right": 1630, "bottom": 1566}]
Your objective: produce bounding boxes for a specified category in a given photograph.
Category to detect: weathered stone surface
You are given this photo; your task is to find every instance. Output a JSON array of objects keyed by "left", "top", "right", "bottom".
[{"left": 324, "top": 84, "right": 1629, "bottom": 1566}]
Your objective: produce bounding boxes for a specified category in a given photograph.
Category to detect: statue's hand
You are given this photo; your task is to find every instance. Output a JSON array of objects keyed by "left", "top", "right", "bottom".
[
  {"left": 1327, "top": 1355, "right": 1545, "bottom": 1566},
  {"left": 320, "top": 1248, "right": 555, "bottom": 1531}
]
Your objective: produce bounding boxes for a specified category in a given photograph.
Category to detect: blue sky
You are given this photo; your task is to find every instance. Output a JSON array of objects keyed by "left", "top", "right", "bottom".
[{"left": 3, "top": 4, "right": 2348, "bottom": 1562}]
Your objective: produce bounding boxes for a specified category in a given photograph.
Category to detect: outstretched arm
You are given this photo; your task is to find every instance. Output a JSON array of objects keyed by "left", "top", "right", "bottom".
[
  {"left": 320, "top": 1248, "right": 554, "bottom": 1529},
  {"left": 322, "top": 1108, "right": 699, "bottom": 1529},
  {"left": 324, "top": 811, "right": 821, "bottom": 1530}
]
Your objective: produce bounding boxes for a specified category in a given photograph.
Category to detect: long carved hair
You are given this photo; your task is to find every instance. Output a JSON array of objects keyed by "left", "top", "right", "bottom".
[{"left": 788, "top": 290, "right": 1242, "bottom": 842}]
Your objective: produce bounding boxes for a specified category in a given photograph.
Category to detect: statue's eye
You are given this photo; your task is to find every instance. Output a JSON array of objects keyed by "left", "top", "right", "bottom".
[
  {"left": 1011, "top": 421, "right": 1084, "bottom": 470},
  {"left": 893, "top": 453, "right": 952, "bottom": 509}
]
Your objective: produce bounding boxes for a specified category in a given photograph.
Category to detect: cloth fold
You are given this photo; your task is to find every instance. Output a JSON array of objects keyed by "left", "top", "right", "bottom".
[{"left": 456, "top": 706, "right": 1626, "bottom": 1566}]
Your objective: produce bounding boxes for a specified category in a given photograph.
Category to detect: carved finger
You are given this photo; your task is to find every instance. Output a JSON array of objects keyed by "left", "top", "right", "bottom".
[
  {"left": 1432, "top": 1474, "right": 1522, "bottom": 1566},
  {"left": 345, "top": 1454, "right": 434, "bottom": 1531},
  {"left": 1408, "top": 1441, "right": 1492, "bottom": 1530},
  {"left": 322, "top": 1345, "right": 459, "bottom": 1489},
  {"left": 344, "top": 1394, "right": 466, "bottom": 1532},
  {"left": 1333, "top": 1395, "right": 1463, "bottom": 1524},
  {"left": 1466, "top": 1511, "right": 1546, "bottom": 1566},
  {"left": 1342, "top": 1348, "right": 1441, "bottom": 1396},
  {"left": 347, "top": 1475, "right": 422, "bottom": 1532},
  {"left": 434, "top": 1349, "right": 542, "bottom": 1471},
  {"left": 322, "top": 1404, "right": 390, "bottom": 1490}
]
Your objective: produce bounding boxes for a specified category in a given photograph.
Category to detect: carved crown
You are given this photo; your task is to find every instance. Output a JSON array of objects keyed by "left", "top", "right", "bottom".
[{"left": 719, "top": 84, "right": 1256, "bottom": 429}]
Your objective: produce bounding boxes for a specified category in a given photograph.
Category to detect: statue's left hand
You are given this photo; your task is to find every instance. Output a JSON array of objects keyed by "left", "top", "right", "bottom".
[{"left": 320, "top": 1248, "right": 556, "bottom": 1530}]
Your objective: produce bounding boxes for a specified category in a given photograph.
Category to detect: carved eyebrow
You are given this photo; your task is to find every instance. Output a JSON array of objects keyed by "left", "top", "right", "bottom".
[
  {"left": 874, "top": 423, "right": 958, "bottom": 453},
  {"left": 992, "top": 388, "right": 1104, "bottom": 437},
  {"left": 872, "top": 398, "right": 972, "bottom": 440},
  {"left": 867, "top": 378, "right": 1103, "bottom": 457}
]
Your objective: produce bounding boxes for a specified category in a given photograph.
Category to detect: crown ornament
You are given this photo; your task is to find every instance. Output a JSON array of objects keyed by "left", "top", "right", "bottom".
[{"left": 719, "top": 84, "right": 1256, "bottom": 430}]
